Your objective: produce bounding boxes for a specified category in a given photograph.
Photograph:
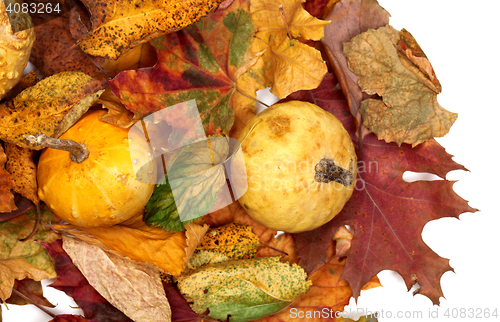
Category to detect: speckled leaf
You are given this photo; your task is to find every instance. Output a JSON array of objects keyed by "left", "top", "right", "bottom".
[
  {"left": 78, "top": 0, "right": 224, "bottom": 60},
  {"left": 0, "top": 207, "right": 59, "bottom": 300},
  {"left": 62, "top": 236, "right": 172, "bottom": 322},
  {"left": 0, "top": 72, "right": 107, "bottom": 149},
  {"left": 110, "top": 0, "right": 258, "bottom": 138},
  {"left": 4, "top": 143, "right": 39, "bottom": 205},
  {"left": 0, "top": 145, "right": 15, "bottom": 212},
  {"left": 344, "top": 25, "right": 458, "bottom": 146},
  {"left": 30, "top": 1, "right": 106, "bottom": 76},
  {"left": 196, "top": 223, "right": 260, "bottom": 260},
  {"left": 176, "top": 256, "right": 311, "bottom": 322}
]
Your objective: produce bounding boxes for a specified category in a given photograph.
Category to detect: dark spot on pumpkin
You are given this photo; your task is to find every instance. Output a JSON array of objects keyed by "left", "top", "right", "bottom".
[
  {"left": 266, "top": 115, "right": 290, "bottom": 137},
  {"left": 243, "top": 203, "right": 249, "bottom": 210}
]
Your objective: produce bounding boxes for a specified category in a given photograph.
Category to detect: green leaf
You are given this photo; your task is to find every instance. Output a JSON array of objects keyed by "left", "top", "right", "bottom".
[
  {"left": 0, "top": 207, "right": 59, "bottom": 260},
  {"left": 176, "top": 256, "right": 312, "bottom": 322},
  {"left": 145, "top": 136, "right": 233, "bottom": 231},
  {"left": 144, "top": 176, "right": 195, "bottom": 232}
]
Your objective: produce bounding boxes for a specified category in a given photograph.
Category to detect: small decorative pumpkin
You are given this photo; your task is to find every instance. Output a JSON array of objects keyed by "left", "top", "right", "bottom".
[
  {"left": 0, "top": 0, "right": 35, "bottom": 99},
  {"left": 234, "top": 101, "right": 357, "bottom": 233},
  {"left": 36, "top": 109, "right": 156, "bottom": 227}
]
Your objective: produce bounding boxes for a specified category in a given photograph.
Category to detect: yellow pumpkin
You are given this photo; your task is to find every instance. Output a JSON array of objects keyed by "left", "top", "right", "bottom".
[
  {"left": 37, "top": 109, "right": 156, "bottom": 227},
  {"left": 234, "top": 101, "right": 357, "bottom": 233},
  {"left": 0, "top": 0, "right": 35, "bottom": 99}
]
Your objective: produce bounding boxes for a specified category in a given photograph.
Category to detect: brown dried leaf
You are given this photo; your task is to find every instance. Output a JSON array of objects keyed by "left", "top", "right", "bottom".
[
  {"left": 321, "top": 0, "right": 389, "bottom": 130},
  {"left": 0, "top": 144, "right": 16, "bottom": 212},
  {"left": 95, "top": 87, "right": 135, "bottom": 128},
  {"left": 344, "top": 25, "right": 457, "bottom": 146},
  {"left": 4, "top": 143, "right": 39, "bottom": 205},
  {"left": 62, "top": 236, "right": 171, "bottom": 322}
]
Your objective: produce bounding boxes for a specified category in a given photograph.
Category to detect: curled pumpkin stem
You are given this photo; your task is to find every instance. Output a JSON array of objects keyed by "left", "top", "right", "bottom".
[{"left": 24, "top": 133, "right": 89, "bottom": 163}]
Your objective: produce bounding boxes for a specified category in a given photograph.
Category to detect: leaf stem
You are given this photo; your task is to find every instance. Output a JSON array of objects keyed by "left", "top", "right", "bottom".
[
  {"left": 279, "top": 5, "right": 293, "bottom": 40},
  {"left": 11, "top": 288, "right": 56, "bottom": 318},
  {"left": 24, "top": 134, "right": 89, "bottom": 163}
]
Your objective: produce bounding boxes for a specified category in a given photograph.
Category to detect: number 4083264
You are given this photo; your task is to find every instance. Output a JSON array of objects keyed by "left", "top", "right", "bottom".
[
  {"left": 444, "top": 308, "right": 498, "bottom": 319},
  {"left": 5, "top": 2, "right": 61, "bottom": 14}
]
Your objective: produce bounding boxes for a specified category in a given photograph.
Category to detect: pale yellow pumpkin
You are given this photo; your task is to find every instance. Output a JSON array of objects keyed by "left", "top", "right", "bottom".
[
  {"left": 234, "top": 101, "right": 357, "bottom": 233},
  {"left": 37, "top": 109, "right": 156, "bottom": 227}
]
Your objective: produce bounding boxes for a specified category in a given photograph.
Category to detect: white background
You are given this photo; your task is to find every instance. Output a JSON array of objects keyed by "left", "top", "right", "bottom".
[{"left": 2, "top": 0, "right": 499, "bottom": 321}]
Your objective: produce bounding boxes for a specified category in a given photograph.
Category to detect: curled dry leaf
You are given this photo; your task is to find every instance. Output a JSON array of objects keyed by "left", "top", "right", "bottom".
[
  {"left": 0, "top": 144, "right": 16, "bottom": 212},
  {"left": 344, "top": 25, "right": 458, "bottom": 146},
  {"left": 95, "top": 87, "right": 135, "bottom": 128},
  {"left": 321, "top": 0, "right": 390, "bottom": 130},
  {"left": 78, "top": 0, "right": 225, "bottom": 60},
  {"left": 52, "top": 216, "right": 209, "bottom": 276},
  {"left": 62, "top": 236, "right": 172, "bottom": 322},
  {"left": 6, "top": 279, "right": 54, "bottom": 307},
  {"left": 249, "top": 0, "right": 329, "bottom": 99},
  {"left": 4, "top": 142, "right": 39, "bottom": 206},
  {"left": 0, "top": 72, "right": 107, "bottom": 149}
]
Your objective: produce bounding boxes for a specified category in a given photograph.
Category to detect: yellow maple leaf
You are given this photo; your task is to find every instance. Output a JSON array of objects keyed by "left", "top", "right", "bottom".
[{"left": 248, "top": 0, "right": 330, "bottom": 98}]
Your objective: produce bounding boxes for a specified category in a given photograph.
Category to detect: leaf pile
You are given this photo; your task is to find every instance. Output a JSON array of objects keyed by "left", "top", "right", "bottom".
[{"left": 0, "top": 0, "right": 477, "bottom": 321}]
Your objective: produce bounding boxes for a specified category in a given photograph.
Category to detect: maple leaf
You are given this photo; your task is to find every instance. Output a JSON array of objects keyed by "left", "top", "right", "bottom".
[
  {"left": 62, "top": 236, "right": 172, "bottom": 322},
  {"left": 0, "top": 72, "right": 107, "bottom": 149},
  {"left": 0, "top": 207, "right": 59, "bottom": 301},
  {"left": 321, "top": 0, "right": 389, "bottom": 131},
  {"left": 41, "top": 239, "right": 133, "bottom": 322},
  {"left": 164, "top": 282, "right": 218, "bottom": 322},
  {"left": 285, "top": 73, "right": 477, "bottom": 304},
  {"left": 110, "top": 0, "right": 259, "bottom": 140},
  {"left": 0, "top": 144, "right": 15, "bottom": 212},
  {"left": 344, "top": 25, "right": 458, "bottom": 146},
  {"left": 248, "top": 0, "right": 329, "bottom": 99},
  {"left": 77, "top": 0, "right": 224, "bottom": 60}
]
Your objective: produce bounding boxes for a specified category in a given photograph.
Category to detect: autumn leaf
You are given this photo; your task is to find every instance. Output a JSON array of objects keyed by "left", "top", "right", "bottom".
[
  {"left": 0, "top": 144, "right": 15, "bottom": 212},
  {"left": 30, "top": 1, "right": 106, "bottom": 76},
  {"left": 344, "top": 25, "right": 458, "bottom": 146},
  {"left": 321, "top": 0, "right": 389, "bottom": 130},
  {"left": 6, "top": 279, "right": 54, "bottom": 308},
  {"left": 164, "top": 282, "right": 218, "bottom": 322},
  {"left": 4, "top": 143, "right": 39, "bottom": 206},
  {"left": 62, "top": 236, "right": 172, "bottom": 322},
  {"left": 41, "top": 239, "right": 133, "bottom": 322},
  {"left": 0, "top": 207, "right": 59, "bottom": 301},
  {"left": 78, "top": 0, "right": 224, "bottom": 60},
  {"left": 197, "top": 223, "right": 260, "bottom": 259},
  {"left": 110, "top": 0, "right": 259, "bottom": 139},
  {"left": 0, "top": 72, "right": 107, "bottom": 149},
  {"left": 52, "top": 216, "right": 209, "bottom": 276},
  {"left": 256, "top": 234, "right": 380, "bottom": 322},
  {"left": 101, "top": 42, "right": 158, "bottom": 77},
  {"left": 204, "top": 200, "right": 277, "bottom": 246},
  {"left": 248, "top": 0, "right": 329, "bottom": 99},
  {"left": 176, "top": 256, "right": 312, "bottom": 322},
  {"left": 284, "top": 73, "right": 476, "bottom": 304},
  {"left": 94, "top": 87, "right": 135, "bottom": 128}
]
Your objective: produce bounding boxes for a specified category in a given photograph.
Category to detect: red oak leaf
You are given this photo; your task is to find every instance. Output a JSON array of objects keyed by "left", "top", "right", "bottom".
[{"left": 285, "top": 73, "right": 478, "bottom": 305}]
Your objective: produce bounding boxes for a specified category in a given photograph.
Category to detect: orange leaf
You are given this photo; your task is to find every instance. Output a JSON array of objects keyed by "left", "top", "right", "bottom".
[{"left": 0, "top": 144, "right": 15, "bottom": 212}]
